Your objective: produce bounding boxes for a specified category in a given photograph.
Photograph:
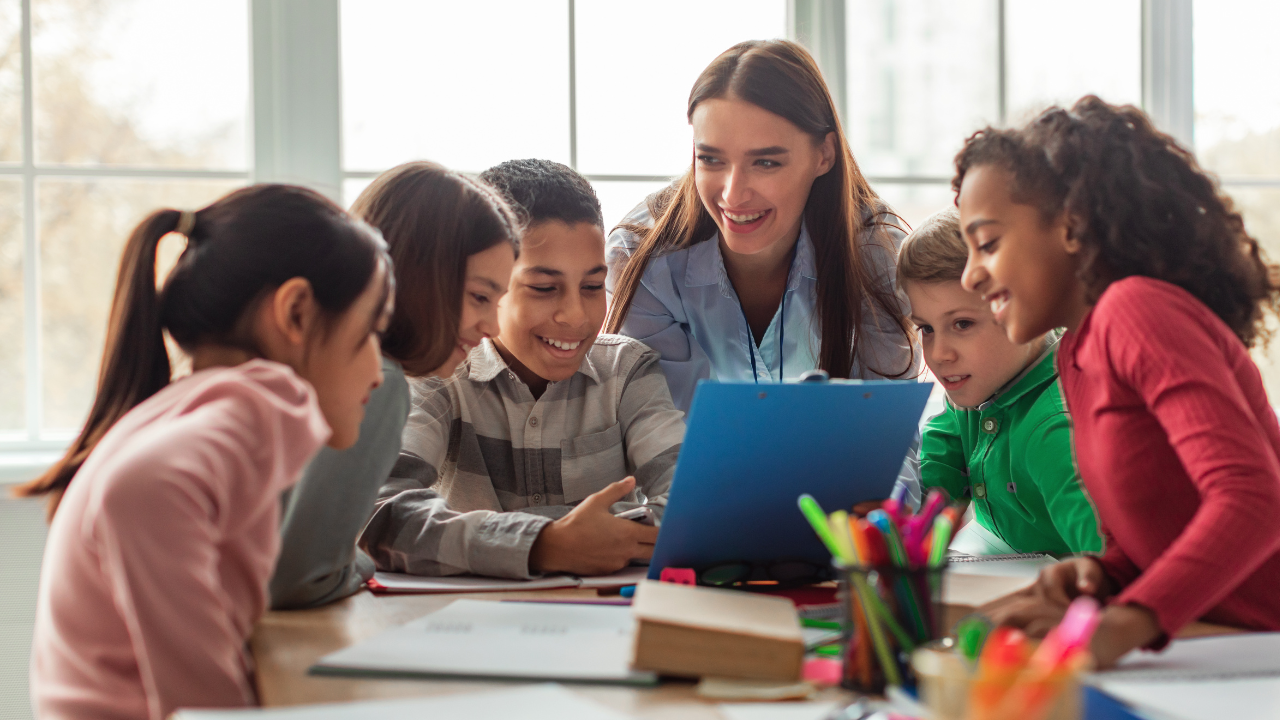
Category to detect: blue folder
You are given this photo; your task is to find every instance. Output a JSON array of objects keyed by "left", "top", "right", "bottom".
[{"left": 647, "top": 379, "right": 932, "bottom": 580}]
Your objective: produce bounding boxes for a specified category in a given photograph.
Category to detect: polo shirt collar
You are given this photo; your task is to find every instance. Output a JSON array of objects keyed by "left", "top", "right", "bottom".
[
  {"left": 972, "top": 331, "right": 1063, "bottom": 411},
  {"left": 466, "top": 338, "right": 602, "bottom": 386}
]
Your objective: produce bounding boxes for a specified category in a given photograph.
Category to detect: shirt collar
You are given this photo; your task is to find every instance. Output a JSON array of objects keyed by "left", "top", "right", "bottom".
[
  {"left": 971, "top": 331, "right": 1064, "bottom": 411},
  {"left": 465, "top": 338, "right": 602, "bottom": 386},
  {"left": 683, "top": 222, "right": 817, "bottom": 288}
]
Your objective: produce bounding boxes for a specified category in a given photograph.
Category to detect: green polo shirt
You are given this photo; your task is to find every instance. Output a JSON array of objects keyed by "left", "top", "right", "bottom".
[{"left": 920, "top": 338, "right": 1102, "bottom": 555}]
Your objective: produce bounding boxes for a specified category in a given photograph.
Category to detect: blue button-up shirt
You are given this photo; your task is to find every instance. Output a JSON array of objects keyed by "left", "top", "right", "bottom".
[{"left": 606, "top": 199, "right": 925, "bottom": 506}]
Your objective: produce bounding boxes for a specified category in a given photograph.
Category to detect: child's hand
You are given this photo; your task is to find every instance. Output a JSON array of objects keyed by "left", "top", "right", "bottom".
[
  {"left": 1036, "top": 557, "right": 1115, "bottom": 605},
  {"left": 528, "top": 477, "right": 659, "bottom": 576},
  {"left": 977, "top": 557, "right": 1115, "bottom": 638},
  {"left": 1090, "top": 603, "right": 1162, "bottom": 669}
]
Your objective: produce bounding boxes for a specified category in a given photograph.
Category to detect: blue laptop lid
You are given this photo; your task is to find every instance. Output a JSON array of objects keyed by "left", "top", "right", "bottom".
[{"left": 647, "top": 379, "right": 932, "bottom": 580}]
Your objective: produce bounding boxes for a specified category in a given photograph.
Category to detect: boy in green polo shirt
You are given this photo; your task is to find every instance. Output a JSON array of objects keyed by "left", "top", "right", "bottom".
[{"left": 899, "top": 208, "right": 1101, "bottom": 555}]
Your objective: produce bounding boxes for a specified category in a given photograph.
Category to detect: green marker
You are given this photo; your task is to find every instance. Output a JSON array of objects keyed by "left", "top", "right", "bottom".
[
  {"left": 797, "top": 494, "right": 849, "bottom": 562},
  {"left": 928, "top": 515, "right": 953, "bottom": 567},
  {"left": 955, "top": 615, "right": 992, "bottom": 664}
]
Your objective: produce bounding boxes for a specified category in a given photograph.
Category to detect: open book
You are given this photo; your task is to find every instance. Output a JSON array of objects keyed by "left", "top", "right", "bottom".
[{"left": 367, "top": 565, "right": 648, "bottom": 594}]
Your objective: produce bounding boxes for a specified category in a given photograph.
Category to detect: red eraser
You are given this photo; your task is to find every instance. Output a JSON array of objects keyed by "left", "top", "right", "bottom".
[
  {"left": 803, "top": 657, "right": 843, "bottom": 686},
  {"left": 659, "top": 568, "right": 697, "bottom": 586}
]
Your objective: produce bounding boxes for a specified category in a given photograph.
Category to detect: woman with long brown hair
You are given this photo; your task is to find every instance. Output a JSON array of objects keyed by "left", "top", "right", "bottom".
[{"left": 605, "top": 40, "right": 922, "bottom": 496}]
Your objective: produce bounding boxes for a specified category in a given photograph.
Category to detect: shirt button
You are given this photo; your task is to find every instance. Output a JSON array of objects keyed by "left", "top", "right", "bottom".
[
  {"left": 982, "top": 418, "right": 999, "bottom": 434},
  {"left": 1007, "top": 482, "right": 1018, "bottom": 494},
  {"left": 532, "top": 493, "right": 542, "bottom": 503},
  {"left": 529, "top": 417, "right": 539, "bottom": 427}
]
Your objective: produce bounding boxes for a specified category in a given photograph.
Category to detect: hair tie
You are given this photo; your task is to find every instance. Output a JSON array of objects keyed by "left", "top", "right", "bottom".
[{"left": 174, "top": 210, "right": 197, "bottom": 237}]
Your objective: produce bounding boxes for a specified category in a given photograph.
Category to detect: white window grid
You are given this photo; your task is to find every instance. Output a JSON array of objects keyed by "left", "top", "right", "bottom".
[{"left": 7, "top": 0, "right": 1261, "bottom": 464}]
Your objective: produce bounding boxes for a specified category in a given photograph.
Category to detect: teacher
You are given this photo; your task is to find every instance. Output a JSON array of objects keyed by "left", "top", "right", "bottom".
[
  {"left": 605, "top": 39, "right": 923, "bottom": 502},
  {"left": 606, "top": 40, "right": 919, "bottom": 404}
]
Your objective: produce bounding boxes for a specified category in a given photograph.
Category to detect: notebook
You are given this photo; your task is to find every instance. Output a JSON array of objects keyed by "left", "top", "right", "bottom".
[
  {"left": 1092, "top": 632, "right": 1280, "bottom": 682},
  {"left": 941, "top": 554, "right": 1057, "bottom": 608},
  {"left": 1091, "top": 677, "right": 1280, "bottom": 720},
  {"left": 368, "top": 566, "right": 648, "bottom": 594},
  {"left": 1091, "top": 635, "right": 1280, "bottom": 720},
  {"left": 172, "top": 684, "right": 627, "bottom": 719},
  {"left": 312, "top": 599, "right": 657, "bottom": 685}
]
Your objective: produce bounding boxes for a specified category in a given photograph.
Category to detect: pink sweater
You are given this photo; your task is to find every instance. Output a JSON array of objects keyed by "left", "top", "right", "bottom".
[{"left": 31, "top": 360, "right": 330, "bottom": 720}]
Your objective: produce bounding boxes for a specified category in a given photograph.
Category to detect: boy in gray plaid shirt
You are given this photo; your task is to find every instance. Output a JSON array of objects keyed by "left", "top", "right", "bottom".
[{"left": 359, "top": 160, "right": 684, "bottom": 579}]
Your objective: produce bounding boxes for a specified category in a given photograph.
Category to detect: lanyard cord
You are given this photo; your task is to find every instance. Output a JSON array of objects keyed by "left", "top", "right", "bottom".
[
  {"left": 739, "top": 244, "right": 797, "bottom": 383},
  {"left": 741, "top": 292, "right": 785, "bottom": 382}
]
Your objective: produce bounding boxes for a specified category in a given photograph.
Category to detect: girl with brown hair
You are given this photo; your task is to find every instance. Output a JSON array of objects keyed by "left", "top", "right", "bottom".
[
  {"left": 270, "top": 161, "right": 520, "bottom": 609},
  {"left": 955, "top": 96, "right": 1280, "bottom": 666},
  {"left": 26, "top": 184, "right": 393, "bottom": 719},
  {"left": 605, "top": 39, "right": 921, "bottom": 498}
]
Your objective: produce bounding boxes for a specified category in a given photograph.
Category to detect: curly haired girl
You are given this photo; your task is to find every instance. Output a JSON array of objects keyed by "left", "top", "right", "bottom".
[{"left": 953, "top": 95, "right": 1280, "bottom": 666}]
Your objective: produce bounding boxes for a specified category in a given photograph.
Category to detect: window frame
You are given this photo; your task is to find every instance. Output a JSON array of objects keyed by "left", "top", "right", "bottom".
[{"left": 0, "top": 0, "right": 1220, "bottom": 473}]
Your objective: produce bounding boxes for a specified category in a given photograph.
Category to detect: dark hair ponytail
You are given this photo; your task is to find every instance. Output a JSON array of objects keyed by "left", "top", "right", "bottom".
[{"left": 17, "top": 184, "right": 390, "bottom": 517}]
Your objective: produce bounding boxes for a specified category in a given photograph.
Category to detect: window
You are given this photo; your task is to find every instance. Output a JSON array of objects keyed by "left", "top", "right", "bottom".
[
  {"left": 846, "top": 0, "right": 1142, "bottom": 230},
  {"left": 1195, "top": 0, "right": 1280, "bottom": 396},
  {"left": 339, "top": 0, "right": 787, "bottom": 230},
  {"left": 3, "top": 0, "right": 1277, "bottom": 460},
  {"left": 2, "top": 0, "right": 249, "bottom": 452}
]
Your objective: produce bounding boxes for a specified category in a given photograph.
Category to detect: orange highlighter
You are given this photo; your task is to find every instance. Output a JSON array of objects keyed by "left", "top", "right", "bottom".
[{"left": 966, "top": 626, "right": 1031, "bottom": 720}]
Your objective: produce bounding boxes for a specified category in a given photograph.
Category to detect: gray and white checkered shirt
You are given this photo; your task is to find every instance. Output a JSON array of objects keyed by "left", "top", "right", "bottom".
[{"left": 359, "top": 335, "right": 685, "bottom": 579}]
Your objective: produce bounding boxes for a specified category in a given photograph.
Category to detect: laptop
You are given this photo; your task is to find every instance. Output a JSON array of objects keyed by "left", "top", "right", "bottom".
[{"left": 646, "top": 379, "right": 932, "bottom": 583}]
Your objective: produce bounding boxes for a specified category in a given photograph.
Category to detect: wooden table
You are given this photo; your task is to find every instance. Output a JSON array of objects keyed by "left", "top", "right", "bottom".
[{"left": 251, "top": 582, "right": 1240, "bottom": 716}]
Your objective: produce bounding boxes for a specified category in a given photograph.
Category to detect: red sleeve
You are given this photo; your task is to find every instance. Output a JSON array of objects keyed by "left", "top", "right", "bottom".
[
  {"left": 1102, "top": 279, "right": 1280, "bottom": 636},
  {"left": 1093, "top": 522, "right": 1142, "bottom": 589}
]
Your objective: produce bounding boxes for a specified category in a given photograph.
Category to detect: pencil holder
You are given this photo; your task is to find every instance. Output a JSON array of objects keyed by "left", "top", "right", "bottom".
[
  {"left": 834, "top": 561, "right": 948, "bottom": 694},
  {"left": 911, "top": 644, "right": 1081, "bottom": 720}
]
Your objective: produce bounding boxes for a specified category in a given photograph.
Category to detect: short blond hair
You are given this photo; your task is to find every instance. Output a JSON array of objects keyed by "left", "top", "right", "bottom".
[{"left": 897, "top": 207, "right": 967, "bottom": 287}]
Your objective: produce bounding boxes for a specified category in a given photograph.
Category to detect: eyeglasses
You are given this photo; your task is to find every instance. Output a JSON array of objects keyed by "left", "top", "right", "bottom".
[{"left": 694, "top": 559, "right": 831, "bottom": 589}]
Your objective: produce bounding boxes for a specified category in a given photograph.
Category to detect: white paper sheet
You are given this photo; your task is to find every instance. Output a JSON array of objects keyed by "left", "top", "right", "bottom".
[
  {"left": 369, "top": 573, "right": 578, "bottom": 594},
  {"left": 370, "top": 565, "right": 648, "bottom": 594},
  {"left": 1094, "top": 677, "right": 1280, "bottom": 720},
  {"left": 1093, "top": 632, "right": 1280, "bottom": 682},
  {"left": 576, "top": 566, "right": 649, "bottom": 589},
  {"left": 313, "top": 599, "right": 657, "bottom": 685},
  {"left": 717, "top": 701, "right": 839, "bottom": 720},
  {"left": 173, "top": 683, "right": 628, "bottom": 719}
]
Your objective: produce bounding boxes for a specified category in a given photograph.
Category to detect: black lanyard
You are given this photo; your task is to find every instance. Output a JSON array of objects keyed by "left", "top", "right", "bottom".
[
  {"left": 738, "top": 245, "right": 797, "bottom": 383},
  {"left": 742, "top": 292, "right": 778, "bottom": 381}
]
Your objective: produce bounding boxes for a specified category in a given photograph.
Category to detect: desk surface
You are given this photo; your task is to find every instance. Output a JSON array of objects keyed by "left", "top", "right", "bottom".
[{"left": 251, "top": 584, "right": 1240, "bottom": 717}]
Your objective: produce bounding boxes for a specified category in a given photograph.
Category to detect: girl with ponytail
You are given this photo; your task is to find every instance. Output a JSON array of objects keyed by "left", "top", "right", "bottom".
[{"left": 25, "top": 184, "right": 392, "bottom": 719}]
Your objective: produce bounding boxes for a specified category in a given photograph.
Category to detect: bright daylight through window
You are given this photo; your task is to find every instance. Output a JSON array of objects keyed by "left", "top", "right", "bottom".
[{"left": 0, "top": 0, "right": 1277, "bottom": 454}]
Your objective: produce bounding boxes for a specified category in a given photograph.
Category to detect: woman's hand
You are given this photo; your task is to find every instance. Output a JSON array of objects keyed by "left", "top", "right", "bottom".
[{"left": 528, "top": 477, "right": 658, "bottom": 576}]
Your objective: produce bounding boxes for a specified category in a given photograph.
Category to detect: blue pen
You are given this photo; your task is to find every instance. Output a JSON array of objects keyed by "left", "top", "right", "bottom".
[{"left": 867, "top": 510, "right": 930, "bottom": 642}]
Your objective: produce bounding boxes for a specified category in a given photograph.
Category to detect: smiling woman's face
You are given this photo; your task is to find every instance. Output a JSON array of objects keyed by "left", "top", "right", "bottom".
[{"left": 690, "top": 96, "right": 835, "bottom": 265}]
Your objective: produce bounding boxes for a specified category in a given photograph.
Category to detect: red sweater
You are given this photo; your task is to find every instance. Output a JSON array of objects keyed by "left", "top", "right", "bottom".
[{"left": 1058, "top": 276, "right": 1280, "bottom": 641}]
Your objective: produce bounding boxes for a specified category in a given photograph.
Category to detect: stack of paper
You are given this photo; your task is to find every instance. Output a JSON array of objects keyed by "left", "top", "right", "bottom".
[
  {"left": 942, "top": 554, "right": 1057, "bottom": 608},
  {"left": 312, "top": 599, "right": 657, "bottom": 685},
  {"left": 173, "top": 684, "right": 627, "bottom": 719}
]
